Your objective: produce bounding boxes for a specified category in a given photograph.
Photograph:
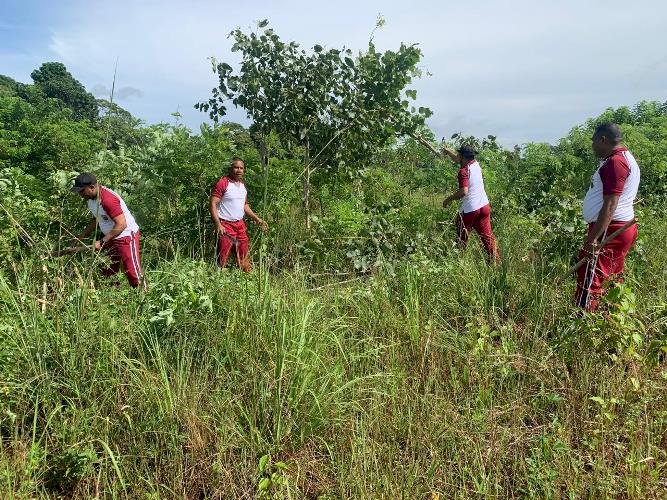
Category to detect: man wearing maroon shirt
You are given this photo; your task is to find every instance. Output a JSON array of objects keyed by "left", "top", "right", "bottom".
[
  {"left": 209, "top": 157, "right": 267, "bottom": 270},
  {"left": 576, "top": 123, "right": 640, "bottom": 310},
  {"left": 442, "top": 145, "right": 499, "bottom": 262},
  {"left": 71, "top": 172, "right": 146, "bottom": 290}
]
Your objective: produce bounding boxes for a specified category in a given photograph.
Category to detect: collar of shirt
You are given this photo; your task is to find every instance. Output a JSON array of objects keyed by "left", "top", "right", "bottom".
[
  {"left": 226, "top": 175, "right": 244, "bottom": 185},
  {"left": 603, "top": 146, "right": 627, "bottom": 161}
]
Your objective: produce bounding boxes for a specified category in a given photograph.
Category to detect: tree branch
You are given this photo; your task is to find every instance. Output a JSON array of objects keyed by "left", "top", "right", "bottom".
[{"left": 410, "top": 132, "right": 443, "bottom": 157}]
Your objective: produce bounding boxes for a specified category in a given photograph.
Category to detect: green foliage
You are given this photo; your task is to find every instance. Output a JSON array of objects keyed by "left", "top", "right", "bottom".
[
  {"left": 30, "top": 62, "right": 99, "bottom": 122},
  {"left": 1, "top": 52, "right": 667, "bottom": 498},
  {"left": 256, "top": 454, "right": 289, "bottom": 498},
  {"left": 0, "top": 168, "right": 50, "bottom": 266},
  {"left": 0, "top": 75, "right": 28, "bottom": 97},
  {"left": 0, "top": 95, "right": 101, "bottom": 175},
  {"left": 96, "top": 98, "right": 147, "bottom": 149},
  {"left": 198, "top": 20, "right": 431, "bottom": 228},
  {"left": 345, "top": 207, "right": 401, "bottom": 273},
  {"left": 1, "top": 227, "right": 666, "bottom": 497}
]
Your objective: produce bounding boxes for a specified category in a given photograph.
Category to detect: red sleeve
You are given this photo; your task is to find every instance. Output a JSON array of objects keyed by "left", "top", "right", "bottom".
[
  {"left": 211, "top": 177, "right": 228, "bottom": 198},
  {"left": 99, "top": 188, "right": 123, "bottom": 218},
  {"left": 600, "top": 155, "right": 629, "bottom": 196},
  {"left": 458, "top": 167, "right": 469, "bottom": 189}
]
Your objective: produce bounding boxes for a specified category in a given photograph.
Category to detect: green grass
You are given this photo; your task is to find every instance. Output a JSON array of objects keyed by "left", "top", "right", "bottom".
[{"left": 0, "top": 217, "right": 666, "bottom": 498}]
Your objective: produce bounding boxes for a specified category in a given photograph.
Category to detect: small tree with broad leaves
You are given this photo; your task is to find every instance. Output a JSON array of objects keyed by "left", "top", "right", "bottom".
[{"left": 197, "top": 19, "right": 432, "bottom": 228}]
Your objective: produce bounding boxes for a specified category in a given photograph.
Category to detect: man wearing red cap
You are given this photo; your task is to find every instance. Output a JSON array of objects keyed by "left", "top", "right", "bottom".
[
  {"left": 209, "top": 157, "right": 267, "bottom": 270},
  {"left": 71, "top": 173, "right": 145, "bottom": 290},
  {"left": 575, "top": 123, "right": 640, "bottom": 311},
  {"left": 441, "top": 145, "right": 499, "bottom": 261}
]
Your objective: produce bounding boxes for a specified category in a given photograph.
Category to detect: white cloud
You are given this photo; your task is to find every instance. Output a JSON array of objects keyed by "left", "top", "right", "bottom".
[
  {"left": 92, "top": 84, "right": 143, "bottom": 100},
  {"left": 5, "top": 0, "right": 667, "bottom": 145}
]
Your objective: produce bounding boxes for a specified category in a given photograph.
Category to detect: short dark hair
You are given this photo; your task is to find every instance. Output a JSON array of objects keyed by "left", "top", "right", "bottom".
[
  {"left": 457, "top": 145, "right": 476, "bottom": 160},
  {"left": 594, "top": 123, "right": 622, "bottom": 144},
  {"left": 230, "top": 156, "right": 244, "bottom": 167}
]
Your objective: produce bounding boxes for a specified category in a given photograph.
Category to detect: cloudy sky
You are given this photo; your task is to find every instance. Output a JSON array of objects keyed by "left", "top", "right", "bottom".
[{"left": 2, "top": 0, "right": 666, "bottom": 146}]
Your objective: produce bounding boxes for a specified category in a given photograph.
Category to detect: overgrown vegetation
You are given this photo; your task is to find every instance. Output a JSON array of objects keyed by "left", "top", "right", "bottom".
[{"left": 1, "top": 22, "right": 666, "bottom": 498}]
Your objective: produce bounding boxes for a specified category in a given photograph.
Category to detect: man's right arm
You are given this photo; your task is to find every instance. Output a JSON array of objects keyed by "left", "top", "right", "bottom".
[
  {"left": 441, "top": 146, "right": 460, "bottom": 163},
  {"left": 443, "top": 187, "right": 468, "bottom": 208},
  {"left": 443, "top": 166, "right": 469, "bottom": 207},
  {"left": 77, "top": 219, "right": 97, "bottom": 241},
  {"left": 413, "top": 135, "right": 459, "bottom": 162},
  {"left": 209, "top": 195, "right": 225, "bottom": 233}
]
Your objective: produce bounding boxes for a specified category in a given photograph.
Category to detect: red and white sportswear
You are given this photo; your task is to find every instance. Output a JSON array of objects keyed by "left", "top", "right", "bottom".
[
  {"left": 211, "top": 176, "right": 247, "bottom": 221},
  {"left": 582, "top": 147, "right": 640, "bottom": 223},
  {"left": 87, "top": 186, "right": 139, "bottom": 238},
  {"left": 458, "top": 160, "right": 490, "bottom": 214}
]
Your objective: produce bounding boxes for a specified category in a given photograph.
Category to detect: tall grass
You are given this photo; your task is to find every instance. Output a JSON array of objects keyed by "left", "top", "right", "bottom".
[{"left": 0, "top": 216, "right": 665, "bottom": 498}]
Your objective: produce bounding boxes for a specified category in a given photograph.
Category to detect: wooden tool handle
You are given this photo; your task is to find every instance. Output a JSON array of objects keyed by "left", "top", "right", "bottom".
[{"left": 566, "top": 219, "right": 637, "bottom": 276}]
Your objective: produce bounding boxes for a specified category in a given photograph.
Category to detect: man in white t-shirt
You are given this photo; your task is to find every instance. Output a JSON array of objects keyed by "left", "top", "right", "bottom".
[
  {"left": 575, "top": 123, "right": 640, "bottom": 310},
  {"left": 209, "top": 157, "right": 268, "bottom": 270},
  {"left": 442, "top": 145, "right": 499, "bottom": 261},
  {"left": 71, "top": 172, "right": 145, "bottom": 289}
]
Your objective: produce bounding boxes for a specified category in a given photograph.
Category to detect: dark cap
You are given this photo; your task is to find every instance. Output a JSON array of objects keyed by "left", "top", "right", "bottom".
[
  {"left": 70, "top": 172, "right": 97, "bottom": 192},
  {"left": 457, "top": 145, "right": 476, "bottom": 160}
]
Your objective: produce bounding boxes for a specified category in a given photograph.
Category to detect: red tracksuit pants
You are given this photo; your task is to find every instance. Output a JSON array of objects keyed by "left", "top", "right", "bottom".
[
  {"left": 216, "top": 220, "right": 249, "bottom": 269},
  {"left": 455, "top": 204, "right": 499, "bottom": 261},
  {"left": 102, "top": 231, "right": 143, "bottom": 288},
  {"left": 575, "top": 221, "right": 637, "bottom": 311}
]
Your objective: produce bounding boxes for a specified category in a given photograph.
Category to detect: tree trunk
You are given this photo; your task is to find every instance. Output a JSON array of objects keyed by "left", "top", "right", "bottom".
[
  {"left": 303, "top": 137, "right": 311, "bottom": 230},
  {"left": 258, "top": 135, "right": 269, "bottom": 212}
]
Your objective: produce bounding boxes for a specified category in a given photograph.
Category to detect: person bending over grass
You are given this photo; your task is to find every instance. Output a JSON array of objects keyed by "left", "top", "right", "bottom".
[
  {"left": 441, "top": 145, "right": 499, "bottom": 262},
  {"left": 575, "top": 123, "right": 640, "bottom": 311},
  {"left": 209, "top": 157, "right": 268, "bottom": 271},
  {"left": 71, "top": 172, "right": 146, "bottom": 290}
]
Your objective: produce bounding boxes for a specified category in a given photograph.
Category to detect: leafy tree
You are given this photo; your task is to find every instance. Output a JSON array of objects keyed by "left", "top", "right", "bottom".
[
  {"left": 0, "top": 95, "right": 101, "bottom": 176},
  {"left": 31, "top": 62, "right": 99, "bottom": 122},
  {"left": 198, "top": 20, "right": 431, "bottom": 228},
  {"left": 0, "top": 75, "right": 25, "bottom": 97},
  {"left": 96, "top": 98, "right": 146, "bottom": 149}
]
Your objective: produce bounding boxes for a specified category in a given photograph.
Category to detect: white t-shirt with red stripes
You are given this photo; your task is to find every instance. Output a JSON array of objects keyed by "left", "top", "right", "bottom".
[
  {"left": 582, "top": 147, "right": 640, "bottom": 223},
  {"left": 87, "top": 186, "right": 139, "bottom": 239},
  {"left": 211, "top": 176, "right": 247, "bottom": 222},
  {"left": 458, "top": 160, "right": 490, "bottom": 213}
]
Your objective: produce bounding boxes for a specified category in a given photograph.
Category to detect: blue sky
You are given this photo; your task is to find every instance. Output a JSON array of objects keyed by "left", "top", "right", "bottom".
[{"left": 2, "top": 0, "right": 666, "bottom": 146}]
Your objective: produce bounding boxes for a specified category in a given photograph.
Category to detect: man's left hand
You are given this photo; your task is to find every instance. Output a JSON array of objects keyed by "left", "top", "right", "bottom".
[
  {"left": 256, "top": 219, "right": 269, "bottom": 232},
  {"left": 94, "top": 240, "right": 104, "bottom": 251},
  {"left": 582, "top": 239, "right": 599, "bottom": 260}
]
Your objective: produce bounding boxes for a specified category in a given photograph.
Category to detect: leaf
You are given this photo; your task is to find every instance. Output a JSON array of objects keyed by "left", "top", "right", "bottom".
[
  {"left": 258, "top": 19, "right": 269, "bottom": 28},
  {"left": 258, "top": 477, "right": 271, "bottom": 491},
  {"left": 418, "top": 106, "right": 433, "bottom": 118},
  {"left": 314, "top": 44, "right": 323, "bottom": 53},
  {"left": 258, "top": 454, "right": 270, "bottom": 473},
  {"left": 589, "top": 396, "right": 605, "bottom": 406}
]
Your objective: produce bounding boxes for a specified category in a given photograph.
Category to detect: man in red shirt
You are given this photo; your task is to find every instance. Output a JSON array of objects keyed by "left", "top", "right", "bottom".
[
  {"left": 576, "top": 123, "right": 640, "bottom": 310},
  {"left": 71, "top": 172, "right": 146, "bottom": 290},
  {"left": 441, "top": 145, "right": 499, "bottom": 261},
  {"left": 209, "top": 157, "right": 267, "bottom": 271}
]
